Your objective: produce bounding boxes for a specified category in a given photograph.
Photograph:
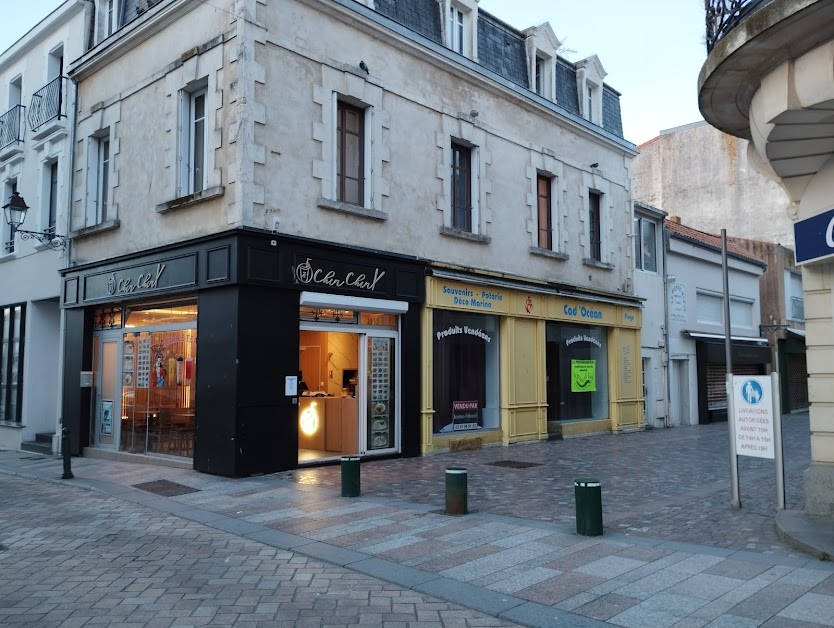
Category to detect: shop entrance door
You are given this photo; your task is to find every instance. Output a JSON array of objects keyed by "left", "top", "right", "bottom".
[
  {"left": 92, "top": 333, "right": 120, "bottom": 449},
  {"left": 298, "top": 329, "right": 398, "bottom": 463}
]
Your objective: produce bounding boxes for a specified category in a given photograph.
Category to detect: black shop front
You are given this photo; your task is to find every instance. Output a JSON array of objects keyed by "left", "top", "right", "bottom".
[{"left": 61, "top": 229, "right": 426, "bottom": 477}]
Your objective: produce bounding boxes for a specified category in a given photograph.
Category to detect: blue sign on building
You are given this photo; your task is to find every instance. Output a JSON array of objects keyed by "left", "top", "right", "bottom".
[{"left": 795, "top": 206, "right": 834, "bottom": 265}]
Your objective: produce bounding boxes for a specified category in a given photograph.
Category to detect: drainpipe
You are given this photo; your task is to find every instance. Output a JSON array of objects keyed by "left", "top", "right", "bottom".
[{"left": 662, "top": 225, "right": 671, "bottom": 428}]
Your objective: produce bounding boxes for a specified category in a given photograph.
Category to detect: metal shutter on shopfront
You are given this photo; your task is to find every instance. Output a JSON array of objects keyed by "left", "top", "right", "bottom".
[
  {"left": 707, "top": 363, "right": 761, "bottom": 408},
  {"left": 787, "top": 353, "right": 809, "bottom": 411}
]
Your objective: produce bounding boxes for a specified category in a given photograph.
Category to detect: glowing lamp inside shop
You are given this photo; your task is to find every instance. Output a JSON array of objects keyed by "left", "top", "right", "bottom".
[{"left": 300, "top": 402, "right": 319, "bottom": 436}]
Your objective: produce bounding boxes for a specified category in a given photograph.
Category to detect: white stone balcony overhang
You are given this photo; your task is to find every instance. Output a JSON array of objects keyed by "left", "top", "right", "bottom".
[{"left": 699, "top": 0, "right": 834, "bottom": 201}]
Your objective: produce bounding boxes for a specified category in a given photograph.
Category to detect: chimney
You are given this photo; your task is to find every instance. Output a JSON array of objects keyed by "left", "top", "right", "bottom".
[{"left": 668, "top": 215, "right": 681, "bottom": 224}]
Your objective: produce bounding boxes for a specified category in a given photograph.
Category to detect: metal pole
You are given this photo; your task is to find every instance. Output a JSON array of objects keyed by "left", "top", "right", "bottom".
[
  {"left": 772, "top": 372, "right": 786, "bottom": 510},
  {"left": 722, "top": 230, "right": 741, "bottom": 508},
  {"left": 61, "top": 427, "right": 73, "bottom": 480}
]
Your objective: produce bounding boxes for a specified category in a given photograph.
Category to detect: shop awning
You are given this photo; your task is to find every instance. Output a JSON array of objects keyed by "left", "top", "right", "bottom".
[
  {"left": 787, "top": 328, "right": 806, "bottom": 338},
  {"left": 299, "top": 291, "right": 409, "bottom": 314},
  {"left": 683, "top": 331, "right": 768, "bottom": 344}
]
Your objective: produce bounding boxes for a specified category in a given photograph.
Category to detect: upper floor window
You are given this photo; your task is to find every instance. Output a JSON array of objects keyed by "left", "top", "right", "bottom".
[
  {"left": 451, "top": 142, "right": 472, "bottom": 231},
  {"left": 46, "top": 161, "right": 59, "bottom": 234},
  {"left": 634, "top": 216, "right": 657, "bottom": 273},
  {"left": 587, "top": 86, "right": 594, "bottom": 122},
  {"left": 588, "top": 191, "right": 602, "bottom": 261},
  {"left": 535, "top": 57, "right": 545, "bottom": 96},
  {"left": 696, "top": 291, "right": 723, "bottom": 325},
  {"left": 449, "top": 6, "right": 464, "bottom": 54},
  {"left": 786, "top": 270, "right": 804, "bottom": 321},
  {"left": 336, "top": 101, "right": 365, "bottom": 206},
  {"left": 179, "top": 86, "right": 207, "bottom": 196},
  {"left": 86, "top": 129, "right": 111, "bottom": 226},
  {"left": 8, "top": 76, "right": 22, "bottom": 109},
  {"left": 537, "top": 174, "right": 552, "bottom": 249}
]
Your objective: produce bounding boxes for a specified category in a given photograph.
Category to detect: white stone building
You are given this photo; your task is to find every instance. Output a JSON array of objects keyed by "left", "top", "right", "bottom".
[
  {"left": 0, "top": 1, "right": 85, "bottom": 454},
  {"left": 633, "top": 202, "right": 668, "bottom": 429},
  {"left": 53, "top": 0, "right": 641, "bottom": 476},
  {"left": 633, "top": 121, "right": 793, "bottom": 247},
  {"left": 665, "top": 218, "right": 767, "bottom": 426}
]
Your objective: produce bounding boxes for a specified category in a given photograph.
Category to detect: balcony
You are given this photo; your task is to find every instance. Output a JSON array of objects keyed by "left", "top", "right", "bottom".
[
  {"left": 0, "top": 105, "right": 25, "bottom": 161},
  {"left": 28, "top": 77, "right": 66, "bottom": 139},
  {"left": 699, "top": 0, "right": 834, "bottom": 201}
]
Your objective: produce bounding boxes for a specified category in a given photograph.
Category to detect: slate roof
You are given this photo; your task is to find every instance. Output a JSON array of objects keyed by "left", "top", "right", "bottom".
[
  {"left": 374, "top": 0, "right": 441, "bottom": 43},
  {"left": 666, "top": 219, "right": 766, "bottom": 267},
  {"left": 477, "top": 11, "right": 528, "bottom": 88},
  {"left": 368, "top": 1, "right": 624, "bottom": 139}
]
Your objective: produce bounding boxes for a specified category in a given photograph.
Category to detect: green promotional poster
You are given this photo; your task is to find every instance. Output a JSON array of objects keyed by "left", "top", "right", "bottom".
[{"left": 571, "top": 359, "right": 596, "bottom": 392}]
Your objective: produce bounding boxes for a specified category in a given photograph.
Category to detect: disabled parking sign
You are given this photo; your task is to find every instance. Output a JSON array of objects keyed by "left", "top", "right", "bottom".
[{"left": 732, "top": 376, "right": 774, "bottom": 459}]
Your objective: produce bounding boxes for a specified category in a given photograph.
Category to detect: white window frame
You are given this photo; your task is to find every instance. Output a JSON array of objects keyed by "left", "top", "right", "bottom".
[
  {"left": 696, "top": 290, "right": 724, "bottom": 325},
  {"left": 730, "top": 297, "right": 754, "bottom": 329},
  {"left": 448, "top": 5, "right": 465, "bottom": 54},
  {"left": 634, "top": 216, "right": 658, "bottom": 273},
  {"left": 86, "top": 129, "right": 111, "bottom": 227},
  {"left": 41, "top": 158, "right": 60, "bottom": 234},
  {"left": 179, "top": 85, "right": 208, "bottom": 197},
  {"left": 8, "top": 75, "right": 22, "bottom": 108},
  {"left": 329, "top": 93, "right": 373, "bottom": 209},
  {"left": 785, "top": 270, "right": 804, "bottom": 322}
]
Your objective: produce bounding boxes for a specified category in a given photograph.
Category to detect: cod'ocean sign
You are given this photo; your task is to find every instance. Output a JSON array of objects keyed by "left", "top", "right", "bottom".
[
  {"left": 292, "top": 257, "right": 386, "bottom": 293},
  {"left": 795, "top": 206, "right": 834, "bottom": 265}
]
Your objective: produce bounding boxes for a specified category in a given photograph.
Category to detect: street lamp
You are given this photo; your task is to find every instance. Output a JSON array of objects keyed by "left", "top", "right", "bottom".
[{"left": 2, "top": 191, "right": 66, "bottom": 250}]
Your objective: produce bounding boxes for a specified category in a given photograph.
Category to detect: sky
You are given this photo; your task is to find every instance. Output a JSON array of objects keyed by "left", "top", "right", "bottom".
[{"left": 1, "top": 0, "right": 707, "bottom": 146}]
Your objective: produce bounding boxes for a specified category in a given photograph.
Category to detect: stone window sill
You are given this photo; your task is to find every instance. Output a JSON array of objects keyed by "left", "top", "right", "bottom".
[
  {"left": 530, "top": 246, "right": 568, "bottom": 261},
  {"left": 69, "top": 219, "right": 121, "bottom": 239},
  {"left": 582, "top": 258, "right": 615, "bottom": 271},
  {"left": 439, "top": 226, "right": 491, "bottom": 244},
  {"left": 318, "top": 198, "right": 388, "bottom": 221},
  {"left": 0, "top": 420, "right": 24, "bottom": 429},
  {"left": 156, "top": 186, "right": 225, "bottom": 214}
]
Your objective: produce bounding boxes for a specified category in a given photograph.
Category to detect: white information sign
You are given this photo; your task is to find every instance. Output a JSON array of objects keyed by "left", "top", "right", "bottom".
[{"left": 732, "top": 375, "right": 774, "bottom": 459}]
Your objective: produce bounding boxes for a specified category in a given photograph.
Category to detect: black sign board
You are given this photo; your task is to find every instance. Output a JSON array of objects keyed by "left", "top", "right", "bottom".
[{"left": 82, "top": 254, "right": 198, "bottom": 303}]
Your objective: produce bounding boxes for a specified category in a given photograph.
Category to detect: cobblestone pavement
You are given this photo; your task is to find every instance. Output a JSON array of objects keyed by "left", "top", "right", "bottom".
[
  {"left": 287, "top": 414, "right": 812, "bottom": 555},
  {"left": 2, "top": 413, "right": 833, "bottom": 627},
  {"left": 0, "top": 474, "right": 521, "bottom": 628}
]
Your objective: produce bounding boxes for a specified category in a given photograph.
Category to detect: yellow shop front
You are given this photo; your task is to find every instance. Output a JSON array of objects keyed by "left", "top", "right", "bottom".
[{"left": 421, "top": 273, "right": 643, "bottom": 454}]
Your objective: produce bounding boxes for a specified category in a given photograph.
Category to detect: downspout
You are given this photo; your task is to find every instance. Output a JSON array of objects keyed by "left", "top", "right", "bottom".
[{"left": 663, "top": 223, "right": 671, "bottom": 428}]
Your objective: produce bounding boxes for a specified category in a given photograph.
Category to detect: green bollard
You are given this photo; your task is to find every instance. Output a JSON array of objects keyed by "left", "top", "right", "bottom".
[
  {"left": 340, "top": 456, "right": 360, "bottom": 497},
  {"left": 61, "top": 427, "right": 74, "bottom": 480},
  {"left": 445, "top": 467, "right": 468, "bottom": 515},
  {"left": 574, "top": 477, "right": 602, "bottom": 536}
]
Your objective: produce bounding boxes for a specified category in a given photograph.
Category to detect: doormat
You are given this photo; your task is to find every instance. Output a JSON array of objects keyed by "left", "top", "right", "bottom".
[
  {"left": 488, "top": 460, "right": 542, "bottom": 469},
  {"left": 133, "top": 479, "right": 200, "bottom": 497}
]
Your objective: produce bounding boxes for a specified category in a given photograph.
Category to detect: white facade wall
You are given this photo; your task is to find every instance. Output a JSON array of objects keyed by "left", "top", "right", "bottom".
[
  {"left": 0, "top": 1, "right": 85, "bottom": 450},
  {"left": 67, "top": 0, "right": 636, "bottom": 299},
  {"left": 666, "top": 235, "right": 764, "bottom": 425},
  {"left": 633, "top": 205, "right": 667, "bottom": 428},
  {"left": 633, "top": 122, "right": 793, "bottom": 247}
]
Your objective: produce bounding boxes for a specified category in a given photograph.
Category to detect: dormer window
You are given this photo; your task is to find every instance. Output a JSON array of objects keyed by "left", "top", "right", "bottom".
[
  {"left": 449, "top": 6, "right": 464, "bottom": 54},
  {"left": 441, "top": 0, "right": 478, "bottom": 60},
  {"left": 524, "top": 23, "right": 560, "bottom": 101},
  {"left": 575, "top": 55, "right": 607, "bottom": 125}
]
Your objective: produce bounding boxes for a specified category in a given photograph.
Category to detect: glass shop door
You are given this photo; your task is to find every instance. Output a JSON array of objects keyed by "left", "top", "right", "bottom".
[
  {"left": 362, "top": 333, "right": 397, "bottom": 455},
  {"left": 92, "top": 333, "right": 121, "bottom": 449}
]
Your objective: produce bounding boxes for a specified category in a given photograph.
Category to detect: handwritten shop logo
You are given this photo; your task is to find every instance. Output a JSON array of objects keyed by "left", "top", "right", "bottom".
[
  {"left": 293, "top": 258, "right": 385, "bottom": 292},
  {"left": 107, "top": 263, "right": 166, "bottom": 296}
]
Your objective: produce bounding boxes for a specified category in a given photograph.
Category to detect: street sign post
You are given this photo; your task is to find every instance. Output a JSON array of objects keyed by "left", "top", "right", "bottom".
[{"left": 731, "top": 373, "right": 786, "bottom": 509}]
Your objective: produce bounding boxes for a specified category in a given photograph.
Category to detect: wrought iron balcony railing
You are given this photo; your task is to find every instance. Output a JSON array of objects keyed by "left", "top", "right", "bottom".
[
  {"left": 0, "top": 105, "right": 25, "bottom": 150},
  {"left": 791, "top": 296, "right": 805, "bottom": 321},
  {"left": 706, "top": 0, "right": 774, "bottom": 52},
  {"left": 27, "top": 76, "right": 65, "bottom": 133}
]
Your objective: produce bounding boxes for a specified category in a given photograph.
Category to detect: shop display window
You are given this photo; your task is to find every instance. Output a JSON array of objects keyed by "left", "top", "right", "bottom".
[
  {"left": 546, "top": 322, "right": 609, "bottom": 420},
  {"left": 432, "top": 311, "right": 499, "bottom": 433},
  {"left": 120, "top": 327, "right": 197, "bottom": 457}
]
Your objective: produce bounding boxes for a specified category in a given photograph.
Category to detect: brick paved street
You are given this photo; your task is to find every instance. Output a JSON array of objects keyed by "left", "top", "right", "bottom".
[
  {"left": 2, "top": 413, "right": 833, "bottom": 627},
  {"left": 287, "top": 414, "right": 812, "bottom": 554},
  {"left": 0, "top": 474, "right": 521, "bottom": 627}
]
